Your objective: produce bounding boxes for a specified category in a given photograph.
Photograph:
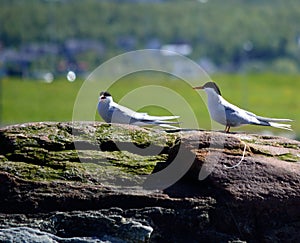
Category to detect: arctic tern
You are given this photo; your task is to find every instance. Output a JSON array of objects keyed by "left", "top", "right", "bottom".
[
  {"left": 97, "top": 91, "right": 180, "bottom": 128},
  {"left": 193, "top": 82, "right": 292, "bottom": 133}
]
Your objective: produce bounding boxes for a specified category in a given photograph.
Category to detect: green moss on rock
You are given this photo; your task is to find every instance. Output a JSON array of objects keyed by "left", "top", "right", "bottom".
[
  {"left": 277, "top": 153, "right": 299, "bottom": 162},
  {"left": 0, "top": 122, "right": 179, "bottom": 184}
]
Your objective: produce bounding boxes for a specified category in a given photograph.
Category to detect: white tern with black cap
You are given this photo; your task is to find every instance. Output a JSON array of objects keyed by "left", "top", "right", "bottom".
[
  {"left": 97, "top": 91, "right": 180, "bottom": 128},
  {"left": 193, "top": 82, "right": 292, "bottom": 133}
]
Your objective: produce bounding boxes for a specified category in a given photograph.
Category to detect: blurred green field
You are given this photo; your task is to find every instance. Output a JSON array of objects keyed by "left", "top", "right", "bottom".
[{"left": 1, "top": 73, "right": 299, "bottom": 138}]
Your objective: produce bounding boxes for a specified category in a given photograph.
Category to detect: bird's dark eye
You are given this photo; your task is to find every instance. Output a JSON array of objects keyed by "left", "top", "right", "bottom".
[{"left": 100, "top": 96, "right": 106, "bottom": 100}]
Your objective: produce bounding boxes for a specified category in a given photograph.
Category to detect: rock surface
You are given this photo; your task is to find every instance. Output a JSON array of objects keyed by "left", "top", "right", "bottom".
[{"left": 0, "top": 122, "right": 299, "bottom": 242}]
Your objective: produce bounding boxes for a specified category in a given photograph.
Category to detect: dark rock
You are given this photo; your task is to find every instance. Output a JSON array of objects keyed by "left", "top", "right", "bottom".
[{"left": 0, "top": 122, "right": 299, "bottom": 242}]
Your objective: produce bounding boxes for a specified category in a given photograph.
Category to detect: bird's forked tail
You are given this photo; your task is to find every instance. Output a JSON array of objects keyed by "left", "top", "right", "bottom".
[{"left": 269, "top": 122, "right": 292, "bottom": 131}]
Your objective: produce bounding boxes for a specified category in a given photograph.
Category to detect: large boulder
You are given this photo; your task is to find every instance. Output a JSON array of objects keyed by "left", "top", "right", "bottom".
[{"left": 0, "top": 122, "right": 299, "bottom": 242}]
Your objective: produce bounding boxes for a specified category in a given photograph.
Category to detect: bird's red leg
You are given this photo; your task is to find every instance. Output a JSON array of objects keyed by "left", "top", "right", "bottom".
[
  {"left": 224, "top": 125, "right": 228, "bottom": 133},
  {"left": 225, "top": 125, "right": 231, "bottom": 133}
]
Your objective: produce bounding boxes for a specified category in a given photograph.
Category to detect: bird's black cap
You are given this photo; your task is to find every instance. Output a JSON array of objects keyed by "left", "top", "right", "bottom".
[
  {"left": 100, "top": 91, "right": 112, "bottom": 97},
  {"left": 203, "top": 82, "right": 221, "bottom": 96}
]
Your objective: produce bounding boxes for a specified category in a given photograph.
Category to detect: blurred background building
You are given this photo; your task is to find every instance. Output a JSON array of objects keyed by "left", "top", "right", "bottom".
[
  {"left": 0, "top": 0, "right": 299, "bottom": 139},
  {"left": 1, "top": 0, "right": 300, "bottom": 80}
]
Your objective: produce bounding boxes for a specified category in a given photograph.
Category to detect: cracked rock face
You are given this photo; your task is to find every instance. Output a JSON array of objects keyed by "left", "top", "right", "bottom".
[{"left": 0, "top": 122, "right": 299, "bottom": 242}]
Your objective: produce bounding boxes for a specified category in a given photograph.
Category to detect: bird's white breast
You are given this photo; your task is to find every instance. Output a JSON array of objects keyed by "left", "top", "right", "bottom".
[
  {"left": 206, "top": 89, "right": 227, "bottom": 125},
  {"left": 98, "top": 101, "right": 111, "bottom": 122}
]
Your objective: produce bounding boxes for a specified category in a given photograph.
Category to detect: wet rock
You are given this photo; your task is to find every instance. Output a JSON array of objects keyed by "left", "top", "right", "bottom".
[
  {"left": 0, "top": 226, "right": 118, "bottom": 243},
  {"left": 0, "top": 122, "right": 299, "bottom": 242}
]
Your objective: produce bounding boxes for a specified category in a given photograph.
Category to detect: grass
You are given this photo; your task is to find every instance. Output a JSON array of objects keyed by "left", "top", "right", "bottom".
[
  {"left": 1, "top": 77, "right": 83, "bottom": 123},
  {"left": 1, "top": 72, "right": 299, "bottom": 138}
]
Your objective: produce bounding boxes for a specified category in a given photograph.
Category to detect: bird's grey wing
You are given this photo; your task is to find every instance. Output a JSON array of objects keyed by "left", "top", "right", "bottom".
[
  {"left": 109, "top": 103, "right": 180, "bottom": 126},
  {"left": 141, "top": 114, "right": 180, "bottom": 121},
  {"left": 243, "top": 109, "right": 257, "bottom": 117},
  {"left": 224, "top": 105, "right": 257, "bottom": 126},
  {"left": 241, "top": 108, "right": 292, "bottom": 124},
  {"left": 101, "top": 103, "right": 155, "bottom": 124},
  {"left": 116, "top": 105, "right": 179, "bottom": 122},
  {"left": 224, "top": 106, "right": 239, "bottom": 125},
  {"left": 132, "top": 112, "right": 180, "bottom": 125},
  {"left": 109, "top": 104, "right": 143, "bottom": 124},
  {"left": 254, "top": 114, "right": 292, "bottom": 123}
]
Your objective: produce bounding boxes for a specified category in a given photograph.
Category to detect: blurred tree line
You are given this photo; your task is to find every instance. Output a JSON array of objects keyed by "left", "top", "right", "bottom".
[{"left": 1, "top": 0, "right": 300, "bottom": 73}]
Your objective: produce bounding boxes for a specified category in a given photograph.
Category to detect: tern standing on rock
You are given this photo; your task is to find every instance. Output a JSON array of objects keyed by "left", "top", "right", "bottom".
[
  {"left": 193, "top": 82, "right": 292, "bottom": 133},
  {"left": 97, "top": 91, "right": 180, "bottom": 128}
]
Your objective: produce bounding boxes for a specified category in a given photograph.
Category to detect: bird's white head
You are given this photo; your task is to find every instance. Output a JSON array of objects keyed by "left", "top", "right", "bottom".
[
  {"left": 193, "top": 82, "right": 222, "bottom": 96},
  {"left": 99, "top": 91, "right": 113, "bottom": 103}
]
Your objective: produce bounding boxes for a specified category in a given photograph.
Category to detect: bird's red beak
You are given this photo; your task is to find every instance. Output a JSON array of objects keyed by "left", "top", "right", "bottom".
[{"left": 193, "top": 86, "right": 204, "bottom": 90}]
